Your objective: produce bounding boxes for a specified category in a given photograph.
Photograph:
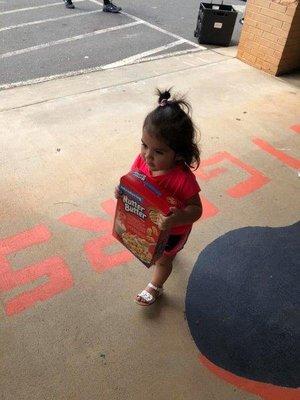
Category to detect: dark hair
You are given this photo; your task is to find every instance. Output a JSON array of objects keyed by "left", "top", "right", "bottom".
[{"left": 143, "top": 88, "right": 200, "bottom": 169}]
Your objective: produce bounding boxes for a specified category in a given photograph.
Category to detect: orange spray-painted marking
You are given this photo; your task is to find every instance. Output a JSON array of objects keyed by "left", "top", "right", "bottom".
[
  {"left": 290, "top": 125, "right": 300, "bottom": 134},
  {"left": 59, "top": 200, "right": 132, "bottom": 272},
  {"left": 199, "top": 355, "right": 300, "bottom": 400},
  {"left": 196, "top": 151, "right": 270, "bottom": 197},
  {"left": 0, "top": 225, "right": 73, "bottom": 316},
  {"left": 253, "top": 138, "right": 300, "bottom": 169}
]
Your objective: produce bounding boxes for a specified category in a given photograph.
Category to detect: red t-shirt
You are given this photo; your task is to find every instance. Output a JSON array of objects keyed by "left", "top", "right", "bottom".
[{"left": 131, "top": 154, "right": 201, "bottom": 235}]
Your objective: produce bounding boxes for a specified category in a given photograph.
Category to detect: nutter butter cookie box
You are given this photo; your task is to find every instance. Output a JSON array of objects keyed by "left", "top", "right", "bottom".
[{"left": 113, "top": 171, "right": 181, "bottom": 268}]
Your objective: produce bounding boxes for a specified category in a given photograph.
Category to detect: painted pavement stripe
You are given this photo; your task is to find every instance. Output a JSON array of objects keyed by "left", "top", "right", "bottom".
[
  {"left": 0, "top": 0, "right": 86, "bottom": 15},
  {"left": 89, "top": 0, "right": 205, "bottom": 50},
  {"left": 233, "top": 5, "right": 246, "bottom": 13},
  {"left": 0, "top": 10, "right": 102, "bottom": 32},
  {"left": 140, "top": 47, "right": 206, "bottom": 63},
  {"left": 101, "top": 40, "right": 185, "bottom": 69},
  {"left": 0, "top": 21, "right": 142, "bottom": 59}
]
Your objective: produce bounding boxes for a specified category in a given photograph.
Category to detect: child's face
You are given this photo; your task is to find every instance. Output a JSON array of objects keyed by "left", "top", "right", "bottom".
[{"left": 141, "top": 130, "right": 176, "bottom": 173}]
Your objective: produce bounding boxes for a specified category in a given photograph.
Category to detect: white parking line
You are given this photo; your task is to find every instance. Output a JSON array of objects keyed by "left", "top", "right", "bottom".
[
  {"left": 102, "top": 40, "right": 185, "bottom": 69},
  {"left": 0, "top": 47, "right": 204, "bottom": 90},
  {"left": 140, "top": 47, "right": 203, "bottom": 63},
  {"left": 0, "top": 10, "right": 101, "bottom": 32},
  {"left": 88, "top": 0, "right": 204, "bottom": 50},
  {"left": 0, "top": 21, "right": 142, "bottom": 59},
  {"left": 0, "top": 0, "right": 206, "bottom": 89},
  {"left": 233, "top": 5, "right": 246, "bottom": 13},
  {"left": 0, "top": 0, "right": 85, "bottom": 15}
]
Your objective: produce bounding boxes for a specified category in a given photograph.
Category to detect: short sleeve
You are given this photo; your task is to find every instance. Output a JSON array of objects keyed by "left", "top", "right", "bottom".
[{"left": 180, "top": 170, "right": 201, "bottom": 200}]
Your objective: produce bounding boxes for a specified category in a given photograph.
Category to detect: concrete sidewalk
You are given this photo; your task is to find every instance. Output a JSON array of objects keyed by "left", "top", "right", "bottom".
[{"left": 0, "top": 49, "right": 299, "bottom": 400}]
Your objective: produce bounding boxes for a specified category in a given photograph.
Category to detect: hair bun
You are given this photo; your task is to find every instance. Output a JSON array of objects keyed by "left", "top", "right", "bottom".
[{"left": 157, "top": 89, "right": 171, "bottom": 105}]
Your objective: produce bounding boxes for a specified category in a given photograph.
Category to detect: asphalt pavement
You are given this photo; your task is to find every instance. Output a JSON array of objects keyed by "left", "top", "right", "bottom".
[{"left": 0, "top": 0, "right": 246, "bottom": 89}]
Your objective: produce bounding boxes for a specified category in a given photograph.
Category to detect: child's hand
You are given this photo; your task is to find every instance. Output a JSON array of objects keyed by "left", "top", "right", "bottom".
[
  {"left": 157, "top": 207, "right": 183, "bottom": 231},
  {"left": 114, "top": 186, "right": 121, "bottom": 199}
]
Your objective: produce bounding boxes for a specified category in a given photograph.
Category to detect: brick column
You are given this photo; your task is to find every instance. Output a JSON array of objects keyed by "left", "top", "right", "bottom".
[{"left": 237, "top": 0, "right": 300, "bottom": 76}]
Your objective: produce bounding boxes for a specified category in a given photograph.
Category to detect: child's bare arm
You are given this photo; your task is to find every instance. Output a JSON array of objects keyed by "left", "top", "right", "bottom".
[{"left": 158, "top": 194, "right": 202, "bottom": 231}]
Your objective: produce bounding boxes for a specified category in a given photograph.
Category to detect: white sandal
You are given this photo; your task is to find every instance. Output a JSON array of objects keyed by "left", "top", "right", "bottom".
[{"left": 135, "top": 283, "right": 163, "bottom": 306}]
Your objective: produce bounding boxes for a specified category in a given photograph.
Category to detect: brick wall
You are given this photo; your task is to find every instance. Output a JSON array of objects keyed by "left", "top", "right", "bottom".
[{"left": 237, "top": 0, "right": 300, "bottom": 76}]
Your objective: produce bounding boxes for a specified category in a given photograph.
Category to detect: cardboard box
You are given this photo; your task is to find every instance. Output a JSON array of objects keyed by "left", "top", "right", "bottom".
[{"left": 112, "top": 171, "right": 181, "bottom": 267}]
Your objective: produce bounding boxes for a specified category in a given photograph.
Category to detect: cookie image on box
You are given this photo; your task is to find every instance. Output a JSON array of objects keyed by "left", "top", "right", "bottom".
[{"left": 113, "top": 171, "right": 181, "bottom": 267}]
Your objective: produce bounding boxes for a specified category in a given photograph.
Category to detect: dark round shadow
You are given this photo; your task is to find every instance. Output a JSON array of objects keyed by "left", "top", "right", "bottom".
[{"left": 186, "top": 222, "right": 300, "bottom": 388}]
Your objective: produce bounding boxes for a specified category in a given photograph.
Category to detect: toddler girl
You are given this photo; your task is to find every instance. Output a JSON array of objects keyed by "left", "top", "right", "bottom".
[{"left": 117, "top": 89, "right": 202, "bottom": 306}]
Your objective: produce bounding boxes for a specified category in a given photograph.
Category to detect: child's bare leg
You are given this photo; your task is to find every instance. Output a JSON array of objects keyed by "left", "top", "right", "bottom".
[
  {"left": 136, "top": 254, "right": 175, "bottom": 304},
  {"left": 152, "top": 254, "right": 175, "bottom": 287}
]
